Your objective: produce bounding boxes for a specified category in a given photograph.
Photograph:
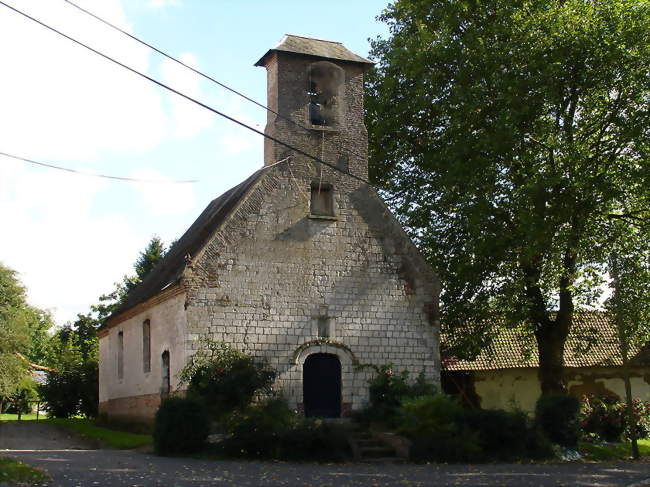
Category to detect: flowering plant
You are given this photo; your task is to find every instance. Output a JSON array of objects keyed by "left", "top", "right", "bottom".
[{"left": 579, "top": 393, "right": 650, "bottom": 442}]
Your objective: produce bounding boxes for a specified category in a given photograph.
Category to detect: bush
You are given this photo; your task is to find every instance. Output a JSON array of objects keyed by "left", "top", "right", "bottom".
[
  {"left": 464, "top": 408, "right": 552, "bottom": 460},
  {"left": 5, "top": 379, "right": 38, "bottom": 415},
  {"left": 397, "top": 394, "right": 483, "bottom": 462},
  {"left": 220, "top": 397, "right": 351, "bottom": 461},
  {"left": 180, "top": 340, "right": 276, "bottom": 421},
  {"left": 580, "top": 394, "right": 650, "bottom": 442},
  {"left": 279, "top": 421, "right": 351, "bottom": 462},
  {"left": 221, "top": 397, "right": 295, "bottom": 458},
  {"left": 153, "top": 397, "right": 209, "bottom": 456},
  {"left": 535, "top": 394, "right": 580, "bottom": 447},
  {"left": 363, "top": 365, "right": 437, "bottom": 426}
]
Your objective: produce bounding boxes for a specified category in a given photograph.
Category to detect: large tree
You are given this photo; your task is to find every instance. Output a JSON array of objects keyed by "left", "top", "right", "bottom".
[
  {"left": 0, "top": 263, "right": 52, "bottom": 399},
  {"left": 366, "top": 0, "right": 650, "bottom": 393}
]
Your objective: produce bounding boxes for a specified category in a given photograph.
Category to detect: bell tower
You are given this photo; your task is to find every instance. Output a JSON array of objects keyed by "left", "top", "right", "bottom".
[{"left": 255, "top": 35, "right": 373, "bottom": 180}]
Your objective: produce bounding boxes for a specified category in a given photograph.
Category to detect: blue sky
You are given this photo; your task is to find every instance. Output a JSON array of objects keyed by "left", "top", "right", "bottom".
[{"left": 0, "top": 0, "right": 389, "bottom": 325}]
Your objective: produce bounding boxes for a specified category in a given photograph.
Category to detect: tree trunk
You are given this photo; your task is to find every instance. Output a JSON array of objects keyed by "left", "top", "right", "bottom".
[
  {"left": 535, "top": 318, "right": 570, "bottom": 395},
  {"left": 623, "top": 366, "right": 640, "bottom": 460}
]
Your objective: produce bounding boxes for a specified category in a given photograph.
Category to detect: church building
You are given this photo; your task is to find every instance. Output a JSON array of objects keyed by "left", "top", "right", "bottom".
[{"left": 98, "top": 35, "right": 441, "bottom": 425}]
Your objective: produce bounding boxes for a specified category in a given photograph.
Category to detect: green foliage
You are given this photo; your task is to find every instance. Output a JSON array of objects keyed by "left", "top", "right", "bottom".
[
  {"left": 363, "top": 365, "right": 437, "bottom": 426},
  {"left": 4, "top": 378, "right": 38, "bottom": 415},
  {"left": 180, "top": 339, "right": 276, "bottom": 421},
  {"left": 398, "top": 394, "right": 483, "bottom": 462},
  {"left": 221, "top": 397, "right": 295, "bottom": 458},
  {"left": 153, "top": 397, "right": 209, "bottom": 456},
  {"left": 398, "top": 394, "right": 552, "bottom": 462},
  {"left": 367, "top": 0, "right": 650, "bottom": 393},
  {"left": 0, "top": 457, "right": 49, "bottom": 484},
  {"left": 220, "top": 397, "right": 350, "bottom": 462},
  {"left": 464, "top": 408, "right": 552, "bottom": 461},
  {"left": 580, "top": 394, "right": 650, "bottom": 442},
  {"left": 536, "top": 394, "right": 580, "bottom": 447},
  {"left": 0, "top": 263, "right": 51, "bottom": 398},
  {"left": 39, "top": 337, "right": 97, "bottom": 418}
]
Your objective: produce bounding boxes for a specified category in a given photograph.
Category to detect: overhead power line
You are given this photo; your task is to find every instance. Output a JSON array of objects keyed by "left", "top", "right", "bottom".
[
  {"left": 0, "top": 151, "right": 197, "bottom": 183},
  {"left": 61, "top": 0, "right": 368, "bottom": 164},
  {"left": 0, "top": 0, "right": 370, "bottom": 186}
]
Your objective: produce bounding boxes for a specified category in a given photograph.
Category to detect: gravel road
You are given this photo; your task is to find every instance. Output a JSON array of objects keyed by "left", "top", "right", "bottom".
[{"left": 1, "top": 422, "right": 649, "bottom": 487}]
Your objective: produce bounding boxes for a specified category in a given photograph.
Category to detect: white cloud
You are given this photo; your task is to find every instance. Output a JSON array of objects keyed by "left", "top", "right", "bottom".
[
  {"left": 130, "top": 168, "right": 196, "bottom": 216},
  {"left": 0, "top": 0, "right": 170, "bottom": 161},
  {"left": 160, "top": 53, "right": 213, "bottom": 138},
  {"left": 0, "top": 159, "right": 142, "bottom": 325},
  {"left": 0, "top": 1, "right": 208, "bottom": 325}
]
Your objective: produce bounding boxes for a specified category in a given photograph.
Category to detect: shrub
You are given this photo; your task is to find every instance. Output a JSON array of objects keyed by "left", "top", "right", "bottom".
[
  {"left": 39, "top": 339, "right": 84, "bottom": 418},
  {"left": 397, "top": 394, "right": 483, "bottom": 462},
  {"left": 363, "top": 365, "right": 437, "bottom": 426},
  {"left": 535, "top": 394, "right": 580, "bottom": 447},
  {"left": 220, "top": 397, "right": 351, "bottom": 461},
  {"left": 221, "top": 397, "right": 295, "bottom": 458},
  {"left": 279, "top": 420, "right": 351, "bottom": 462},
  {"left": 464, "top": 408, "right": 553, "bottom": 460},
  {"left": 580, "top": 393, "right": 625, "bottom": 442},
  {"left": 180, "top": 340, "right": 276, "bottom": 421},
  {"left": 580, "top": 394, "right": 650, "bottom": 442},
  {"left": 153, "top": 397, "right": 209, "bottom": 456}
]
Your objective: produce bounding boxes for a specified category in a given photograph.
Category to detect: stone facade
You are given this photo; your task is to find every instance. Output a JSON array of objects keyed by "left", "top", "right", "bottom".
[{"left": 98, "top": 35, "right": 441, "bottom": 424}]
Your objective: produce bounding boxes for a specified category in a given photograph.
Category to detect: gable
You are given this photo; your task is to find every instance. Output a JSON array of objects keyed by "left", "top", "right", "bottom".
[{"left": 104, "top": 168, "right": 267, "bottom": 325}]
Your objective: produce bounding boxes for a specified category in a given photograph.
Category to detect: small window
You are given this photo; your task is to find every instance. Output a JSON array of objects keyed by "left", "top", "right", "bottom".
[
  {"left": 310, "top": 183, "right": 334, "bottom": 217},
  {"left": 117, "top": 331, "right": 124, "bottom": 380},
  {"left": 161, "top": 351, "right": 170, "bottom": 397},
  {"left": 317, "top": 317, "right": 330, "bottom": 338},
  {"left": 142, "top": 320, "right": 151, "bottom": 373}
]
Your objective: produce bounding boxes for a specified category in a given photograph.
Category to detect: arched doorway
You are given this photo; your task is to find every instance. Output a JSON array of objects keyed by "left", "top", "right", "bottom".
[{"left": 303, "top": 353, "right": 341, "bottom": 418}]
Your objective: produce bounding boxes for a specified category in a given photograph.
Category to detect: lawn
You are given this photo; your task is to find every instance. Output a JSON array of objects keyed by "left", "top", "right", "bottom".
[
  {"left": 0, "top": 413, "right": 42, "bottom": 421},
  {"left": 45, "top": 418, "right": 152, "bottom": 450},
  {"left": 0, "top": 457, "right": 49, "bottom": 485},
  {"left": 580, "top": 439, "right": 650, "bottom": 461}
]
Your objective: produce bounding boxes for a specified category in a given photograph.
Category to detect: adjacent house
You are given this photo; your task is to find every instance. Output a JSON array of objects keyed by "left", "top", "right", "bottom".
[
  {"left": 98, "top": 35, "right": 441, "bottom": 426},
  {"left": 442, "top": 313, "right": 650, "bottom": 412}
]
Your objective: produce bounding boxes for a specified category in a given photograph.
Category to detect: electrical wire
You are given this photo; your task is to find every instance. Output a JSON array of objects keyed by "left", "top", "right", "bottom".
[
  {"left": 0, "top": 0, "right": 371, "bottom": 186},
  {"left": 61, "top": 0, "right": 369, "bottom": 164},
  {"left": 0, "top": 151, "right": 197, "bottom": 183}
]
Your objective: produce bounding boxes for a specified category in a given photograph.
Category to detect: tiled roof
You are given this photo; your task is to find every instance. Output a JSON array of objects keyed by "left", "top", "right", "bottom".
[
  {"left": 442, "top": 313, "right": 650, "bottom": 371},
  {"left": 255, "top": 34, "right": 373, "bottom": 67}
]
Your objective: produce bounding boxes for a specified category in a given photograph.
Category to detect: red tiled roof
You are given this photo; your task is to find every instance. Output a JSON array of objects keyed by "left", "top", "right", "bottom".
[{"left": 443, "top": 313, "right": 649, "bottom": 371}]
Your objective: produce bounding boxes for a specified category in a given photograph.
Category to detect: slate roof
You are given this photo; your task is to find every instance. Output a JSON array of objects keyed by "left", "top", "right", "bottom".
[
  {"left": 105, "top": 168, "right": 266, "bottom": 323},
  {"left": 442, "top": 313, "right": 650, "bottom": 371},
  {"left": 255, "top": 34, "right": 374, "bottom": 67}
]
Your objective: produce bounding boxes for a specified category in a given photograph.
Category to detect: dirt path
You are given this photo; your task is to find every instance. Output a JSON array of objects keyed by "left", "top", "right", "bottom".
[{"left": 0, "top": 421, "right": 96, "bottom": 450}]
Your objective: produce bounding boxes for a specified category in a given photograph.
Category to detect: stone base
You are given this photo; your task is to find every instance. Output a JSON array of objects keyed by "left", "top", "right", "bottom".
[{"left": 98, "top": 392, "right": 161, "bottom": 431}]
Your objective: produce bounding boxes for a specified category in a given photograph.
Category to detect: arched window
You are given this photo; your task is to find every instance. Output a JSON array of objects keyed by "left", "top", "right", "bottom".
[
  {"left": 142, "top": 320, "right": 151, "bottom": 373},
  {"left": 307, "top": 61, "right": 344, "bottom": 127}
]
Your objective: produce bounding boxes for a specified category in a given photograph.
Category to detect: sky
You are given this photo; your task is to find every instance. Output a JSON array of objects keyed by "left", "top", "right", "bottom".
[{"left": 0, "top": 0, "right": 390, "bottom": 326}]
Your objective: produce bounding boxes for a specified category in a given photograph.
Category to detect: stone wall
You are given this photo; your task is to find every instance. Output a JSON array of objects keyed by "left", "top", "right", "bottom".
[{"left": 183, "top": 160, "right": 440, "bottom": 412}]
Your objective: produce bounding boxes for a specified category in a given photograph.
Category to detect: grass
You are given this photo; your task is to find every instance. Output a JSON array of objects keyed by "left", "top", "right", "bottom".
[
  {"left": 579, "top": 439, "right": 650, "bottom": 461},
  {"left": 0, "top": 457, "right": 49, "bottom": 485},
  {"left": 0, "top": 413, "right": 42, "bottom": 421},
  {"left": 45, "top": 418, "right": 152, "bottom": 450}
]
